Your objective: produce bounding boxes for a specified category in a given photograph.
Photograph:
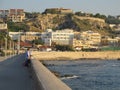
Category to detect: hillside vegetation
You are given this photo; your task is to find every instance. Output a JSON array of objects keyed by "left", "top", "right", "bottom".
[{"left": 8, "top": 13, "right": 113, "bottom": 36}]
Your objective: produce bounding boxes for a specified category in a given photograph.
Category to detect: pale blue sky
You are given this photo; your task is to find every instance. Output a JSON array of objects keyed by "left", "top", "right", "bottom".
[{"left": 0, "top": 0, "right": 119, "bottom": 16}]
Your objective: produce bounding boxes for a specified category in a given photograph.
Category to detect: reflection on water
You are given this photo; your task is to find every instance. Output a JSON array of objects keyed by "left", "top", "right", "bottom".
[{"left": 43, "top": 60, "right": 120, "bottom": 90}]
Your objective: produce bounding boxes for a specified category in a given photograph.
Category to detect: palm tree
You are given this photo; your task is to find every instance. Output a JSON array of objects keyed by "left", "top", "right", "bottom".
[
  {"left": 0, "top": 32, "right": 11, "bottom": 49},
  {"left": 0, "top": 32, "right": 5, "bottom": 49}
]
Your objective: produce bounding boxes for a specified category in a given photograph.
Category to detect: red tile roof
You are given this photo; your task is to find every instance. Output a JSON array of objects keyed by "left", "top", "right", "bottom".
[{"left": 20, "top": 41, "right": 32, "bottom": 47}]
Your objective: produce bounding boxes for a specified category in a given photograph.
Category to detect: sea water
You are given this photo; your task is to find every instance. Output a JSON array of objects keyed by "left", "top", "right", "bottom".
[{"left": 43, "top": 60, "right": 120, "bottom": 90}]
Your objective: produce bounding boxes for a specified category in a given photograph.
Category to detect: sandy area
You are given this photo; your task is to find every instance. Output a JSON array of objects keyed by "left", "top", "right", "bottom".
[{"left": 31, "top": 51, "right": 120, "bottom": 60}]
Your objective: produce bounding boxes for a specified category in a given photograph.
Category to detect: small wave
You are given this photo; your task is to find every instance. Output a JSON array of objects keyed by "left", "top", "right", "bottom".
[
  {"left": 61, "top": 75, "right": 79, "bottom": 80},
  {"left": 112, "top": 64, "right": 119, "bottom": 67}
]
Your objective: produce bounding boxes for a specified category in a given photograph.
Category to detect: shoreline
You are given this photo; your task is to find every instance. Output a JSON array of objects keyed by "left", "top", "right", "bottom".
[{"left": 32, "top": 51, "right": 120, "bottom": 61}]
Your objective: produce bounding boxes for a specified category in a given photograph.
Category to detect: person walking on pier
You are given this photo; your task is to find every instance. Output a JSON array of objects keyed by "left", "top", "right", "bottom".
[{"left": 24, "top": 48, "right": 31, "bottom": 67}]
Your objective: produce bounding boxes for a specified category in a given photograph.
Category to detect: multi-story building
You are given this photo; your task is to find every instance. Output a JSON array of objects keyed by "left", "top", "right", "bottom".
[
  {"left": 107, "top": 37, "right": 119, "bottom": 47},
  {"left": 8, "top": 9, "right": 25, "bottom": 22},
  {"left": 0, "top": 10, "right": 9, "bottom": 18},
  {"left": 0, "top": 9, "right": 25, "bottom": 22},
  {"left": 72, "top": 31, "right": 101, "bottom": 50},
  {"left": 51, "top": 29, "right": 74, "bottom": 45},
  {"left": 80, "top": 31, "right": 101, "bottom": 45},
  {"left": 0, "top": 23, "right": 8, "bottom": 32},
  {"left": 20, "top": 35, "right": 39, "bottom": 42},
  {"left": 73, "top": 39, "right": 92, "bottom": 48},
  {"left": 9, "top": 32, "right": 41, "bottom": 41},
  {"left": 0, "top": 18, "right": 3, "bottom": 22},
  {"left": 72, "top": 39, "right": 83, "bottom": 50},
  {"left": 101, "top": 36, "right": 120, "bottom": 47},
  {"left": 41, "top": 29, "right": 74, "bottom": 46}
]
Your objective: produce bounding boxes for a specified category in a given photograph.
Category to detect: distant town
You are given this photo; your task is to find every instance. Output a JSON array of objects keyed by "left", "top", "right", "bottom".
[{"left": 0, "top": 8, "right": 120, "bottom": 55}]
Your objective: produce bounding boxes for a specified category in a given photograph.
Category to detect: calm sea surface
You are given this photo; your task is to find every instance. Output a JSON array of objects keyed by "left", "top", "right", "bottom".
[{"left": 43, "top": 60, "right": 120, "bottom": 90}]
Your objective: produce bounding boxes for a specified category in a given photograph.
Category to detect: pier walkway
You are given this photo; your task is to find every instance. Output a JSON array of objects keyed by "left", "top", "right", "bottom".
[{"left": 0, "top": 54, "right": 36, "bottom": 90}]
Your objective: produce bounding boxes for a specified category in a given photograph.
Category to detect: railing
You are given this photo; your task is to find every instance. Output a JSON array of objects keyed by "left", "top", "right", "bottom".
[{"left": 31, "top": 59, "right": 72, "bottom": 90}]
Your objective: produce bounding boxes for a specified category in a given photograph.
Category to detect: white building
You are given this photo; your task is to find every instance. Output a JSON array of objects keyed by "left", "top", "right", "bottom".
[
  {"left": 41, "top": 29, "right": 74, "bottom": 46},
  {"left": 0, "top": 23, "right": 7, "bottom": 29},
  {"left": 0, "top": 23, "right": 8, "bottom": 32},
  {"left": 9, "top": 32, "right": 22, "bottom": 40},
  {"left": 72, "top": 31, "right": 101, "bottom": 50},
  {"left": 9, "top": 32, "right": 41, "bottom": 41},
  {"left": 80, "top": 31, "right": 101, "bottom": 45},
  {"left": 107, "top": 37, "right": 119, "bottom": 47}
]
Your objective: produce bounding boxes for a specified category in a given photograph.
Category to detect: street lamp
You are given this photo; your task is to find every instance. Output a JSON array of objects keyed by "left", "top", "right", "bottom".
[
  {"left": 5, "top": 37, "right": 7, "bottom": 58},
  {"left": 17, "top": 30, "right": 21, "bottom": 54}
]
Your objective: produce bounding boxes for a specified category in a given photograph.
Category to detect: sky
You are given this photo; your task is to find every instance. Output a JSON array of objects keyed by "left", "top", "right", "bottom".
[{"left": 0, "top": 0, "right": 119, "bottom": 16}]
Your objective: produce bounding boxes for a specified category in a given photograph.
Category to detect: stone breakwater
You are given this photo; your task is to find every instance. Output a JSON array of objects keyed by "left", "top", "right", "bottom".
[{"left": 31, "top": 51, "right": 120, "bottom": 60}]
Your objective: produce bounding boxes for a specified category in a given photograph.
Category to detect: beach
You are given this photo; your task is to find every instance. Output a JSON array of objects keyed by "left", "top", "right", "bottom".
[{"left": 31, "top": 51, "right": 120, "bottom": 60}]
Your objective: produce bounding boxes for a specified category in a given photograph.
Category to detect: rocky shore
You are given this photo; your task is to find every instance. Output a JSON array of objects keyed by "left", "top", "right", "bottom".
[{"left": 31, "top": 51, "right": 120, "bottom": 60}]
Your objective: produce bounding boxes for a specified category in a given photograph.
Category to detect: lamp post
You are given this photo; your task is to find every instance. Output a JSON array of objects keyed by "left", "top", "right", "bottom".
[
  {"left": 5, "top": 37, "right": 7, "bottom": 58},
  {"left": 12, "top": 40, "right": 15, "bottom": 56},
  {"left": 11, "top": 40, "right": 14, "bottom": 55},
  {"left": 9, "top": 40, "right": 12, "bottom": 56},
  {"left": 17, "top": 31, "right": 21, "bottom": 54}
]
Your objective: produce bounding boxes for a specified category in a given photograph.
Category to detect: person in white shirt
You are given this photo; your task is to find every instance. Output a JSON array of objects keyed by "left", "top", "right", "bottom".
[{"left": 24, "top": 48, "right": 31, "bottom": 67}]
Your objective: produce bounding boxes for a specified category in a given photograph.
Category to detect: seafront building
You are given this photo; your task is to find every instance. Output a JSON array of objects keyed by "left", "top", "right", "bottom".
[
  {"left": 41, "top": 29, "right": 74, "bottom": 46},
  {"left": 73, "top": 31, "right": 101, "bottom": 50},
  {"left": 80, "top": 31, "right": 101, "bottom": 45},
  {"left": 73, "top": 39, "right": 92, "bottom": 50},
  {"left": 8, "top": 30, "right": 120, "bottom": 50},
  {"left": 9, "top": 32, "right": 41, "bottom": 41},
  {"left": 41, "top": 30, "right": 102, "bottom": 49},
  {"left": 106, "top": 37, "right": 120, "bottom": 47},
  {"left": 107, "top": 38, "right": 119, "bottom": 47},
  {"left": 101, "top": 36, "right": 120, "bottom": 47}
]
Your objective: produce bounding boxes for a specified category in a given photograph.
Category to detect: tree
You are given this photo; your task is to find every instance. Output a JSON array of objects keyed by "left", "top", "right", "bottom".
[
  {"left": 32, "top": 39, "right": 44, "bottom": 45},
  {"left": 94, "top": 13, "right": 106, "bottom": 19},
  {"left": 43, "top": 9, "right": 60, "bottom": 14},
  {"left": 25, "top": 12, "right": 40, "bottom": 19},
  {"left": 75, "top": 11, "right": 86, "bottom": 16},
  {"left": 55, "top": 45, "right": 74, "bottom": 51},
  {"left": 0, "top": 32, "right": 11, "bottom": 50},
  {"left": 7, "top": 21, "right": 29, "bottom": 32},
  {"left": 106, "top": 15, "right": 120, "bottom": 24}
]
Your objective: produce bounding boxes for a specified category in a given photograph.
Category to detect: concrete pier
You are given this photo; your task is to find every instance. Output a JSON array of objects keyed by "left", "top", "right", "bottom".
[
  {"left": 0, "top": 54, "right": 36, "bottom": 90},
  {"left": 0, "top": 54, "right": 72, "bottom": 90},
  {"left": 31, "top": 59, "right": 72, "bottom": 90}
]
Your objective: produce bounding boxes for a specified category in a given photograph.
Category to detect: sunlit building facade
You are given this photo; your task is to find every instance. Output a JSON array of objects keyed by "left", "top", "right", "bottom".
[{"left": 41, "top": 29, "right": 74, "bottom": 46}]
